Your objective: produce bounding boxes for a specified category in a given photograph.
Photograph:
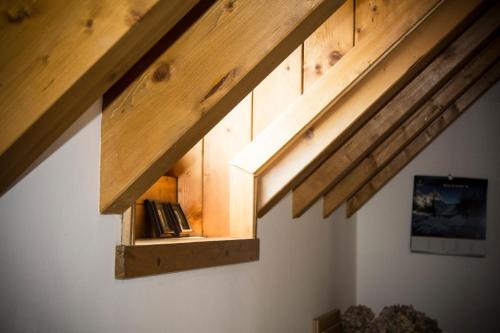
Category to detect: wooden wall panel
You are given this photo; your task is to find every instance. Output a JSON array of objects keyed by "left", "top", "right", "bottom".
[
  {"left": 253, "top": 47, "right": 302, "bottom": 137},
  {"left": 355, "top": 0, "right": 400, "bottom": 43},
  {"left": 304, "top": 0, "right": 354, "bottom": 89},
  {"left": 204, "top": 95, "right": 252, "bottom": 237},
  {"left": 168, "top": 142, "right": 203, "bottom": 236}
]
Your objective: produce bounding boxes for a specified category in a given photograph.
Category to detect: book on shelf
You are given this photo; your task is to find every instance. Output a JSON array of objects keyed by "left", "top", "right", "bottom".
[
  {"left": 144, "top": 200, "right": 192, "bottom": 238},
  {"left": 144, "top": 199, "right": 162, "bottom": 237}
]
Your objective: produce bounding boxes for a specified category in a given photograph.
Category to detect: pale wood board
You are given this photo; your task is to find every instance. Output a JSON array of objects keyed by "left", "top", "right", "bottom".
[
  {"left": 256, "top": 0, "right": 484, "bottom": 217},
  {"left": 121, "top": 207, "right": 134, "bottom": 246},
  {"left": 229, "top": 166, "right": 256, "bottom": 238},
  {"left": 168, "top": 142, "right": 203, "bottom": 236},
  {"left": 304, "top": 0, "right": 354, "bottom": 90},
  {"left": 355, "top": 0, "right": 400, "bottom": 43},
  {"left": 253, "top": 0, "right": 354, "bottom": 218},
  {"left": 116, "top": 238, "right": 259, "bottom": 279},
  {"left": 294, "top": 4, "right": 500, "bottom": 217},
  {"left": 253, "top": 47, "right": 302, "bottom": 137},
  {"left": 231, "top": 0, "right": 440, "bottom": 175},
  {"left": 100, "top": 0, "right": 346, "bottom": 214},
  {"left": 204, "top": 95, "right": 252, "bottom": 237},
  {"left": 0, "top": 0, "right": 199, "bottom": 196},
  {"left": 345, "top": 60, "right": 500, "bottom": 217}
]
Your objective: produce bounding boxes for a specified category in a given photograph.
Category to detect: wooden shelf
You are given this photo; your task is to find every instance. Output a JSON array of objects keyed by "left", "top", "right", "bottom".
[
  {"left": 115, "top": 238, "right": 259, "bottom": 279},
  {"left": 135, "top": 236, "right": 246, "bottom": 245}
]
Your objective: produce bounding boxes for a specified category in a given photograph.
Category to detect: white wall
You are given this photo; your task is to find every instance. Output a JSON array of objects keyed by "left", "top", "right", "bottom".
[
  {"left": 0, "top": 101, "right": 356, "bottom": 333},
  {"left": 355, "top": 82, "right": 500, "bottom": 333}
]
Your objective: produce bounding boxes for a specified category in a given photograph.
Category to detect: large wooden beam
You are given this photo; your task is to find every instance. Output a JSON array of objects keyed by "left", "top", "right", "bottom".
[
  {"left": 0, "top": 0, "right": 199, "bottom": 196},
  {"left": 251, "top": 0, "right": 486, "bottom": 217},
  {"left": 293, "top": 5, "right": 500, "bottom": 217},
  {"left": 345, "top": 61, "right": 500, "bottom": 216},
  {"left": 100, "top": 0, "right": 346, "bottom": 214},
  {"left": 232, "top": 0, "right": 440, "bottom": 175}
]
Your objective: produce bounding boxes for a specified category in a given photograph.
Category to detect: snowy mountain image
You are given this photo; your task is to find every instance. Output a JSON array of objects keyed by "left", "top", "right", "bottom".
[{"left": 411, "top": 176, "right": 487, "bottom": 240}]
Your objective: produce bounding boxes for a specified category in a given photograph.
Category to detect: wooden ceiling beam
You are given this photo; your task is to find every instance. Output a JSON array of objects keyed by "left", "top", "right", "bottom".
[
  {"left": 293, "top": 4, "right": 500, "bottom": 217},
  {"left": 100, "top": 0, "right": 346, "bottom": 214},
  {"left": 320, "top": 38, "right": 500, "bottom": 217},
  {"left": 0, "top": 0, "right": 199, "bottom": 196},
  {"left": 345, "top": 61, "right": 500, "bottom": 217},
  {"left": 251, "top": 0, "right": 486, "bottom": 217}
]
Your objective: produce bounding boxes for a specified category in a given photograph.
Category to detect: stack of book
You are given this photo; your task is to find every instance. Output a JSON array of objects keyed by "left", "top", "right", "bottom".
[{"left": 144, "top": 200, "right": 192, "bottom": 237}]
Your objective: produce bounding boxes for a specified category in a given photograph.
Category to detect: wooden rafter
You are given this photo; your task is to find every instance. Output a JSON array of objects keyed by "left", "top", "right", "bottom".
[
  {"left": 236, "top": 0, "right": 485, "bottom": 218},
  {"left": 345, "top": 61, "right": 500, "bottom": 216},
  {"left": 100, "top": 0, "right": 346, "bottom": 214},
  {"left": 293, "top": 4, "right": 500, "bottom": 217},
  {"left": 324, "top": 36, "right": 500, "bottom": 216},
  {"left": 0, "top": 0, "right": 199, "bottom": 196}
]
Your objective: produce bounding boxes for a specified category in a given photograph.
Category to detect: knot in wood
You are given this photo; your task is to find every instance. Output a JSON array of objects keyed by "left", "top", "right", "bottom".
[
  {"left": 6, "top": 5, "right": 31, "bottom": 23},
  {"left": 152, "top": 63, "right": 171, "bottom": 83},
  {"left": 329, "top": 51, "right": 343, "bottom": 66}
]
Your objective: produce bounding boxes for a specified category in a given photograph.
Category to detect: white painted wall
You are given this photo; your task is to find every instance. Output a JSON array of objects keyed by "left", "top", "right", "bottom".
[
  {"left": 355, "top": 82, "right": 500, "bottom": 333},
  {"left": 0, "top": 101, "right": 356, "bottom": 333}
]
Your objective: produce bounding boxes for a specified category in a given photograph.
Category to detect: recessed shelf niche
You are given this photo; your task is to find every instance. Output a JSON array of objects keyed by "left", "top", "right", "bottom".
[{"left": 117, "top": 132, "right": 258, "bottom": 279}]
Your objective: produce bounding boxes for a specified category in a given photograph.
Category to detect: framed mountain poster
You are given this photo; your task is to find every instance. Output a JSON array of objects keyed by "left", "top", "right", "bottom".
[{"left": 410, "top": 175, "right": 487, "bottom": 257}]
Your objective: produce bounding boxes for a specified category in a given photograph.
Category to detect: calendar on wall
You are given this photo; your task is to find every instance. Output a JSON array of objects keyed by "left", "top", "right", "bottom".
[{"left": 410, "top": 175, "right": 487, "bottom": 257}]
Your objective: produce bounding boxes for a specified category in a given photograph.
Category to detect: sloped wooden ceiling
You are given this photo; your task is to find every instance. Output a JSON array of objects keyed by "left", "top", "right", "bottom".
[
  {"left": 99, "top": 0, "right": 345, "bottom": 214},
  {"left": 1, "top": 0, "right": 497, "bottom": 226},
  {"left": 0, "top": 0, "right": 200, "bottom": 196},
  {"left": 293, "top": 4, "right": 500, "bottom": 217},
  {"left": 232, "top": 0, "right": 497, "bottom": 219}
]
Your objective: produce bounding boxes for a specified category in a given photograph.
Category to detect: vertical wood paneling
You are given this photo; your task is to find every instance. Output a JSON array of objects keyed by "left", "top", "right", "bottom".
[
  {"left": 203, "top": 95, "right": 252, "bottom": 237},
  {"left": 253, "top": 47, "right": 303, "bottom": 137},
  {"left": 304, "top": 0, "right": 355, "bottom": 89},
  {"left": 168, "top": 142, "right": 204, "bottom": 236}
]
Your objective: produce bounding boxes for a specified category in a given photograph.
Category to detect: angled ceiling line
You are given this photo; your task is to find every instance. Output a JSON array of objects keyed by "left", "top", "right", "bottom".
[{"left": 293, "top": 3, "right": 500, "bottom": 218}]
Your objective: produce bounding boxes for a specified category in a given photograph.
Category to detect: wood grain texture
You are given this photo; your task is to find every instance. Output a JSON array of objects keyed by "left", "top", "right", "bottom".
[
  {"left": 121, "top": 207, "right": 134, "bottom": 246},
  {"left": 257, "top": 0, "right": 482, "bottom": 217},
  {"left": 204, "top": 95, "right": 252, "bottom": 237},
  {"left": 0, "top": 0, "right": 199, "bottom": 196},
  {"left": 345, "top": 58, "right": 500, "bottom": 217},
  {"left": 313, "top": 309, "right": 341, "bottom": 333},
  {"left": 168, "top": 142, "right": 203, "bottom": 236},
  {"left": 304, "top": 0, "right": 354, "bottom": 90},
  {"left": 294, "top": 4, "right": 500, "bottom": 217},
  {"left": 355, "top": 0, "right": 399, "bottom": 43},
  {"left": 231, "top": 0, "right": 440, "bottom": 175},
  {"left": 229, "top": 166, "right": 256, "bottom": 238},
  {"left": 100, "top": 0, "right": 346, "bottom": 214},
  {"left": 253, "top": 47, "right": 302, "bottom": 137},
  {"left": 116, "top": 238, "right": 259, "bottom": 279}
]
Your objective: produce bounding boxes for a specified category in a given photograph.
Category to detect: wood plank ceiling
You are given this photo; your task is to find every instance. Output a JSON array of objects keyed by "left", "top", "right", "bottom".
[{"left": 1, "top": 0, "right": 498, "bottom": 226}]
